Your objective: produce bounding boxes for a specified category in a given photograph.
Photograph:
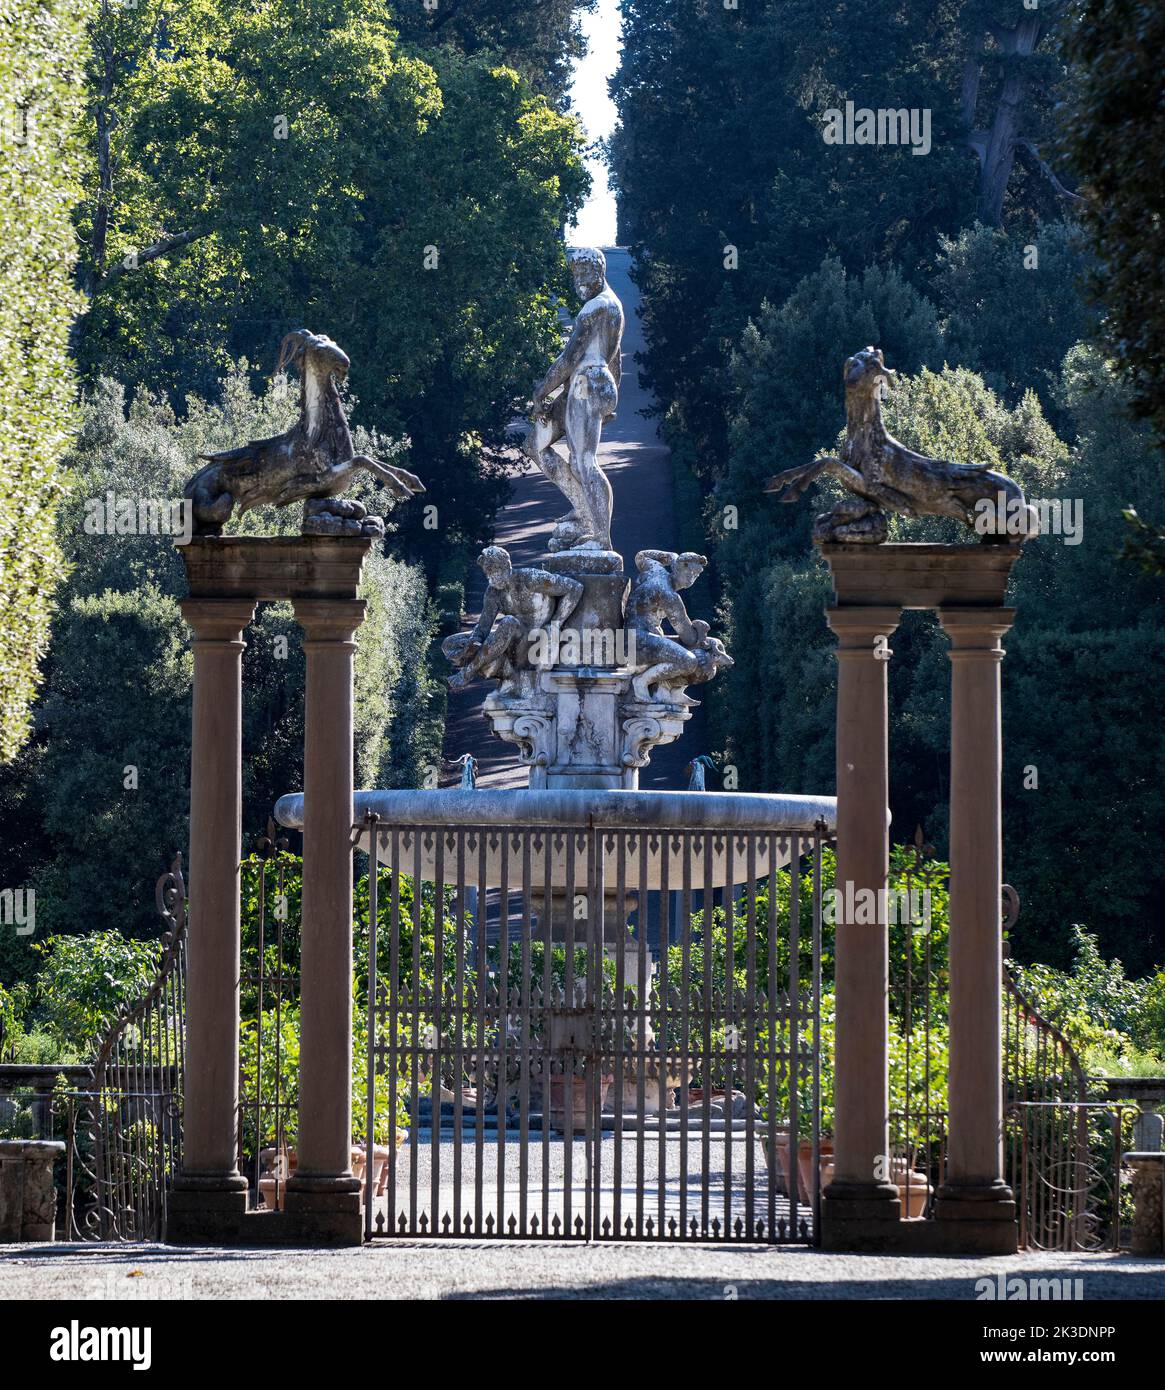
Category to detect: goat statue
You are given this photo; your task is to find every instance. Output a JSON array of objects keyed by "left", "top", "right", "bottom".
[
  {"left": 185, "top": 329, "right": 424, "bottom": 537},
  {"left": 765, "top": 347, "right": 1037, "bottom": 544}
]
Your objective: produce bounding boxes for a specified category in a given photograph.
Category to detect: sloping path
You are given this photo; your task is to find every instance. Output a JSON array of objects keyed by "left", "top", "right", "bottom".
[{"left": 441, "top": 247, "right": 709, "bottom": 789}]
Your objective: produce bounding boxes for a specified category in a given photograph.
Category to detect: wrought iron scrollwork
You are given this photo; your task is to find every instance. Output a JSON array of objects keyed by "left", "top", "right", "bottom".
[{"left": 58, "top": 854, "right": 188, "bottom": 1242}]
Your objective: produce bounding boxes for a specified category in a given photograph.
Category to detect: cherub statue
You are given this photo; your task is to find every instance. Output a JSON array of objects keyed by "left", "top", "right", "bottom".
[
  {"left": 624, "top": 550, "right": 733, "bottom": 704},
  {"left": 523, "top": 247, "right": 624, "bottom": 553},
  {"left": 441, "top": 546, "right": 583, "bottom": 698},
  {"left": 185, "top": 329, "right": 424, "bottom": 537},
  {"left": 764, "top": 346, "right": 1037, "bottom": 544}
]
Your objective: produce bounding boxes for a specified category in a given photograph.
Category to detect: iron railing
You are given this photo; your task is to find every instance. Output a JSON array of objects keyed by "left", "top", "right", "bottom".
[
  {"left": 1003, "top": 965, "right": 1133, "bottom": 1250},
  {"left": 361, "top": 815, "right": 827, "bottom": 1244},
  {"left": 238, "top": 823, "right": 300, "bottom": 1212},
  {"left": 55, "top": 855, "right": 186, "bottom": 1241},
  {"left": 888, "top": 828, "right": 948, "bottom": 1218}
]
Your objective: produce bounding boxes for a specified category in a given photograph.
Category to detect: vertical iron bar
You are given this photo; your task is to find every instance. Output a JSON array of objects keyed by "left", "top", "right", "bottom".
[
  {"left": 655, "top": 832, "right": 668, "bottom": 1241},
  {"left": 453, "top": 828, "right": 466, "bottom": 1239},
  {"left": 541, "top": 831, "right": 553, "bottom": 1238},
  {"left": 745, "top": 833, "right": 758, "bottom": 1240},
  {"left": 410, "top": 828, "right": 423, "bottom": 1234},
  {"left": 633, "top": 831, "right": 649, "bottom": 1240},
  {"left": 364, "top": 812, "right": 379, "bottom": 1241},
  {"left": 432, "top": 827, "right": 445, "bottom": 1233},
  {"left": 723, "top": 833, "right": 735, "bottom": 1239},
  {"left": 766, "top": 831, "right": 778, "bottom": 1243},
  {"left": 701, "top": 831, "right": 713, "bottom": 1239},
  {"left": 789, "top": 836, "right": 802, "bottom": 1239},
  {"left": 613, "top": 830, "right": 626, "bottom": 1241},
  {"left": 387, "top": 826, "right": 401, "bottom": 1236},
  {"left": 519, "top": 832, "right": 532, "bottom": 1235},
  {"left": 496, "top": 829, "right": 510, "bottom": 1235},
  {"left": 475, "top": 828, "right": 488, "bottom": 1236},
  {"left": 680, "top": 830, "right": 692, "bottom": 1238}
]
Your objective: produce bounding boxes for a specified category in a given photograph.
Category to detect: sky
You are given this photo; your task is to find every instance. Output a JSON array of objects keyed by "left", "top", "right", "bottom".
[{"left": 566, "top": 0, "right": 622, "bottom": 248}]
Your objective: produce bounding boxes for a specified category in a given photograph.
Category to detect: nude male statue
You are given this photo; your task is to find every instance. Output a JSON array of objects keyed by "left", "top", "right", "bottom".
[
  {"left": 625, "top": 549, "right": 711, "bottom": 646},
  {"left": 441, "top": 546, "right": 583, "bottom": 696},
  {"left": 524, "top": 247, "right": 624, "bottom": 553},
  {"left": 624, "top": 550, "right": 734, "bottom": 704}
]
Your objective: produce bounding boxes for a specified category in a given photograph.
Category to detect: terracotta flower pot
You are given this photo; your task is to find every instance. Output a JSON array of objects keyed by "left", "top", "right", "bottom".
[
  {"left": 260, "top": 1133, "right": 408, "bottom": 1210},
  {"left": 257, "top": 1145, "right": 296, "bottom": 1211},
  {"left": 890, "top": 1157, "right": 931, "bottom": 1218},
  {"left": 767, "top": 1134, "right": 834, "bottom": 1203},
  {"left": 548, "top": 1075, "right": 614, "bottom": 1132},
  {"left": 612, "top": 1064, "right": 687, "bottom": 1115}
]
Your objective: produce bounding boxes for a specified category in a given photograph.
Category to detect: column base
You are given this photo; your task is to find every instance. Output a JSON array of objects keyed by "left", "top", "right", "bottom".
[
  {"left": 283, "top": 1179, "right": 363, "bottom": 1244},
  {"left": 935, "top": 1180, "right": 1016, "bottom": 1224},
  {"left": 821, "top": 1181, "right": 901, "bottom": 1249},
  {"left": 166, "top": 1177, "right": 249, "bottom": 1244},
  {"left": 165, "top": 1178, "right": 364, "bottom": 1246}
]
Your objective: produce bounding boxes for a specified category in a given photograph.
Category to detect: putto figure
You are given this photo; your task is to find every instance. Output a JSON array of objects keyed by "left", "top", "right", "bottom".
[
  {"left": 524, "top": 247, "right": 624, "bottom": 553},
  {"left": 764, "top": 346, "right": 1037, "bottom": 544},
  {"left": 625, "top": 550, "right": 733, "bottom": 704},
  {"left": 441, "top": 546, "right": 583, "bottom": 698},
  {"left": 185, "top": 329, "right": 424, "bottom": 537}
]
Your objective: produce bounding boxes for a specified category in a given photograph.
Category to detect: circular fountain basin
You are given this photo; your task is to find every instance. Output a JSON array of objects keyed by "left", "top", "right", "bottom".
[{"left": 274, "top": 788, "right": 837, "bottom": 890}]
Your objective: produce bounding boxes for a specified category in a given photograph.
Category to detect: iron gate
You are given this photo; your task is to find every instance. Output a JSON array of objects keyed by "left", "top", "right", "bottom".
[{"left": 360, "top": 817, "right": 825, "bottom": 1244}]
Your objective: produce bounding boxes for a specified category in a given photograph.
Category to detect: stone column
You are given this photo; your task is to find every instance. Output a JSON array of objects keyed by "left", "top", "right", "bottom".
[
  {"left": 822, "top": 606, "right": 902, "bottom": 1239},
  {"left": 170, "top": 598, "right": 255, "bottom": 1232},
  {"left": 1127, "top": 1153, "right": 1165, "bottom": 1255},
  {"left": 284, "top": 599, "right": 365, "bottom": 1237},
  {"left": 935, "top": 607, "right": 1016, "bottom": 1233}
]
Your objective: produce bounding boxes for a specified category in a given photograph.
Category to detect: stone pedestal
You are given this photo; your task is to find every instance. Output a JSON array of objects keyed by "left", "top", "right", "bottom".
[
  {"left": 541, "top": 668, "right": 629, "bottom": 789},
  {"left": 0, "top": 1140, "right": 64, "bottom": 1241},
  {"left": 482, "top": 550, "right": 694, "bottom": 790},
  {"left": 821, "top": 606, "right": 902, "bottom": 1237},
  {"left": 541, "top": 549, "right": 628, "bottom": 659},
  {"left": 1127, "top": 1152, "right": 1165, "bottom": 1255},
  {"left": 532, "top": 886, "right": 640, "bottom": 944},
  {"left": 171, "top": 597, "right": 255, "bottom": 1228},
  {"left": 934, "top": 607, "right": 1016, "bottom": 1228}
]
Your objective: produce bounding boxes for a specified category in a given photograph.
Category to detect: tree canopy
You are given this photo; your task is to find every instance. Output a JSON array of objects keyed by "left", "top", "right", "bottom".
[{"left": 0, "top": 0, "right": 92, "bottom": 762}]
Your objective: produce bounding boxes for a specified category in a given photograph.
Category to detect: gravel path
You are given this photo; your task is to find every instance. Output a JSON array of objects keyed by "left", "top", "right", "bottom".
[{"left": 2, "top": 1240, "right": 1162, "bottom": 1301}]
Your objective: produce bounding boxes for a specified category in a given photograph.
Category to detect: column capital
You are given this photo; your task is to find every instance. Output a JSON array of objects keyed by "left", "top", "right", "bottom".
[
  {"left": 293, "top": 598, "right": 367, "bottom": 642},
  {"left": 179, "top": 597, "right": 256, "bottom": 643},
  {"left": 937, "top": 606, "right": 1016, "bottom": 655},
  {"left": 825, "top": 604, "right": 902, "bottom": 652}
]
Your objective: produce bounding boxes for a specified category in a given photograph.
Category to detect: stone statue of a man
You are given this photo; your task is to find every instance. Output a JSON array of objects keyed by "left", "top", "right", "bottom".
[
  {"left": 525, "top": 247, "right": 624, "bottom": 553},
  {"left": 625, "top": 549, "right": 710, "bottom": 646},
  {"left": 441, "top": 546, "right": 583, "bottom": 697},
  {"left": 625, "top": 550, "right": 733, "bottom": 704}
]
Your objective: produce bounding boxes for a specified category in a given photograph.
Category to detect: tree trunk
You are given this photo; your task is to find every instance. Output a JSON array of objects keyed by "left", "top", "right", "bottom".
[{"left": 975, "top": 16, "right": 1042, "bottom": 226}]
